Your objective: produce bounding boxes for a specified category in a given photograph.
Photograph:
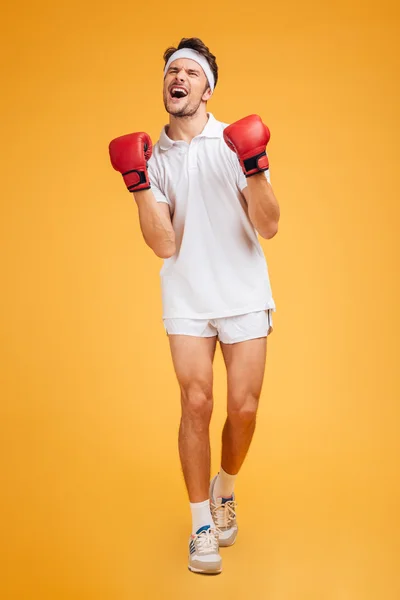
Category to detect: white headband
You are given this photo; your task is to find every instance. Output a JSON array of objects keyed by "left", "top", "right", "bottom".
[{"left": 163, "top": 48, "right": 215, "bottom": 92}]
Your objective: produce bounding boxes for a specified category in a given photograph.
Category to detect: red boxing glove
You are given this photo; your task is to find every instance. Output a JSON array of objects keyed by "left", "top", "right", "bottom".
[
  {"left": 109, "top": 132, "right": 152, "bottom": 192},
  {"left": 223, "top": 114, "right": 270, "bottom": 177}
]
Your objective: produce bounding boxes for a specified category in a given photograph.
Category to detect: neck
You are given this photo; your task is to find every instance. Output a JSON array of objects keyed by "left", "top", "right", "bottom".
[{"left": 166, "top": 109, "right": 209, "bottom": 144}]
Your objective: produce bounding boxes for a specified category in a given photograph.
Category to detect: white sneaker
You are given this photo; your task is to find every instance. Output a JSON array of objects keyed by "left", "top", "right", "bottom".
[
  {"left": 209, "top": 474, "right": 238, "bottom": 547},
  {"left": 188, "top": 525, "right": 222, "bottom": 574}
]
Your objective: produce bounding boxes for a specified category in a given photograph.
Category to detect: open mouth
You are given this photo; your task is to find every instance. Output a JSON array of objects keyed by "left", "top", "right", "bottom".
[{"left": 169, "top": 86, "right": 188, "bottom": 99}]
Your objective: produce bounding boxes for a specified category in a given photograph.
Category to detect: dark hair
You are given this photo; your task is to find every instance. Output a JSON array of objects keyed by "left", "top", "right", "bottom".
[{"left": 163, "top": 37, "right": 218, "bottom": 90}]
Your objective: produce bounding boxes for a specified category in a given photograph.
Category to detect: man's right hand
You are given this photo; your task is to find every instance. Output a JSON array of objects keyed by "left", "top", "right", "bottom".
[{"left": 109, "top": 132, "right": 152, "bottom": 192}]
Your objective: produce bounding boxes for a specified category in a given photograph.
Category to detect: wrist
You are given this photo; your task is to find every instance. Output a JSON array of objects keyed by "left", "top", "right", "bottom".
[
  {"left": 245, "top": 171, "right": 270, "bottom": 191},
  {"left": 133, "top": 188, "right": 153, "bottom": 205}
]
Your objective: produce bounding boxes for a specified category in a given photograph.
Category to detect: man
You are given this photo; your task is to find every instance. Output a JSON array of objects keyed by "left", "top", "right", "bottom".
[{"left": 109, "top": 37, "right": 280, "bottom": 575}]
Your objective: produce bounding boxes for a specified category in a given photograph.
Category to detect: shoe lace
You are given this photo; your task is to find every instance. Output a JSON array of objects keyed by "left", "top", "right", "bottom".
[
  {"left": 212, "top": 500, "right": 237, "bottom": 529},
  {"left": 194, "top": 528, "right": 219, "bottom": 555}
]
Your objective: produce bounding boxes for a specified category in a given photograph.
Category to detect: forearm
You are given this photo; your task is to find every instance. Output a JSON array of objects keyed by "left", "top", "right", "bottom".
[
  {"left": 133, "top": 190, "right": 176, "bottom": 258},
  {"left": 245, "top": 173, "right": 280, "bottom": 239}
]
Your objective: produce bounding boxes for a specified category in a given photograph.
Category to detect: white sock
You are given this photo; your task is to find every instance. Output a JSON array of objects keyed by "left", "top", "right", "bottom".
[
  {"left": 214, "top": 467, "right": 237, "bottom": 499},
  {"left": 190, "top": 499, "right": 215, "bottom": 535}
]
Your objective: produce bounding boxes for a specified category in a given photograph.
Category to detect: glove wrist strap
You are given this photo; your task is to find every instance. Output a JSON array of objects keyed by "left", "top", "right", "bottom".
[
  {"left": 243, "top": 151, "right": 269, "bottom": 177},
  {"left": 123, "top": 169, "right": 151, "bottom": 192}
]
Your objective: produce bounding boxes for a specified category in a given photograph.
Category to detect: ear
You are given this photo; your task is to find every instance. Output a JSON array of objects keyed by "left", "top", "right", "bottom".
[{"left": 202, "top": 87, "right": 213, "bottom": 102}]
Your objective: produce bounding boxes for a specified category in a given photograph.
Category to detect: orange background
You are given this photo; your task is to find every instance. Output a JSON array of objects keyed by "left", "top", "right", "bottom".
[{"left": 1, "top": 1, "right": 399, "bottom": 598}]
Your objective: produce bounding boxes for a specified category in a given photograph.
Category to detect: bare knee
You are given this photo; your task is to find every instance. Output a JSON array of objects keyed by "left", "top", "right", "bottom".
[
  {"left": 227, "top": 394, "right": 259, "bottom": 428},
  {"left": 181, "top": 383, "right": 213, "bottom": 428}
]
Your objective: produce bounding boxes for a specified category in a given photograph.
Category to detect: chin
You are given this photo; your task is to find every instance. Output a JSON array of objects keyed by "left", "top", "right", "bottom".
[
  {"left": 168, "top": 104, "right": 200, "bottom": 118},
  {"left": 167, "top": 105, "right": 183, "bottom": 115}
]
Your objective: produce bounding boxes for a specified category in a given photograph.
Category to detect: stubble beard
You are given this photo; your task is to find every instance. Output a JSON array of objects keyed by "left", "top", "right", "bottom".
[{"left": 163, "top": 92, "right": 202, "bottom": 118}]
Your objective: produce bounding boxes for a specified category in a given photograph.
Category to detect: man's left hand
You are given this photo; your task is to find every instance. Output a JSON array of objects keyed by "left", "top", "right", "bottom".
[{"left": 223, "top": 114, "right": 270, "bottom": 177}]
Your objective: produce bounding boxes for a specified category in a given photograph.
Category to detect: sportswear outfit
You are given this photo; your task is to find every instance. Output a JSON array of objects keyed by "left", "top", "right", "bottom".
[{"left": 109, "top": 94, "right": 278, "bottom": 572}]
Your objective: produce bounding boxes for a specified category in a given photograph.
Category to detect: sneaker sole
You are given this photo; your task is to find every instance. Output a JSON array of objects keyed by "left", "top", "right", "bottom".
[
  {"left": 219, "top": 538, "right": 236, "bottom": 547},
  {"left": 188, "top": 566, "right": 222, "bottom": 575}
]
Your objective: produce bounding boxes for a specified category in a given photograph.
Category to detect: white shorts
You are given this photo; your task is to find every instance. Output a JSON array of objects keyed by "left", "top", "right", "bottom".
[{"left": 163, "top": 309, "right": 274, "bottom": 345}]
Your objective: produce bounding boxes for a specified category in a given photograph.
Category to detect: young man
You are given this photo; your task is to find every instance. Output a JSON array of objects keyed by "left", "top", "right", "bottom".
[{"left": 109, "top": 37, "right": 280, "bottom": 575}]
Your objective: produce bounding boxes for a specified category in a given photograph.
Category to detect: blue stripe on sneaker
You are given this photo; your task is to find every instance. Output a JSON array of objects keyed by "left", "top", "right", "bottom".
[
  {"left": 221, "top": 495, "right": 234, "bottom": 504},
  {"left": 195, "top": 525, "right": 211, "bottom": 535}
]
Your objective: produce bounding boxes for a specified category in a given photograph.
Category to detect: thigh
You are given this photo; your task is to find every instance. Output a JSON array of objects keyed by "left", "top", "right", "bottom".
[
  {"left": 220, "top": 336, "right": 267, "bottom": 404},
  {"left": 168, "top": 334, "right": 218, "bottom": 394}
]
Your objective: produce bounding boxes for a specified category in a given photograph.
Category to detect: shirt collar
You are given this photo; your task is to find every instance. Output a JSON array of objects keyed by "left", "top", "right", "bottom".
[{"left": 158, "top": 113, "right": 222, "bottom": 151}]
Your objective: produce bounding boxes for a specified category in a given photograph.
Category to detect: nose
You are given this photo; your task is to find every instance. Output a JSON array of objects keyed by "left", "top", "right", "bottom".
[{"left": 176, "top": 68, "right": 186, "bottom": 82}]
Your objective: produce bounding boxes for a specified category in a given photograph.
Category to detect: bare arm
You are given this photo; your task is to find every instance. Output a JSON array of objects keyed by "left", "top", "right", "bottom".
[
  {"left": 133, "top": 190, "right": 176, "bottom": 258},
  {"left": 242, "top": 173, "right": 280, "bottom": 239}
]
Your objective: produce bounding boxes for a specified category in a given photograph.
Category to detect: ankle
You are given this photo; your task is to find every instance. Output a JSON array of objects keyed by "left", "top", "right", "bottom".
[
  {"left": 190, "top": 499, "right": 215, "bottom": 534},
  {"left": 213, "top": 467, "right": 237, "bottom": 499}
]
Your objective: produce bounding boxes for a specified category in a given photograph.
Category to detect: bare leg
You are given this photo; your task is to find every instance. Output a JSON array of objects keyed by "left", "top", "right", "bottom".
[
  {"left": 219, "top": 337, "right": 268, "bottom": 475},
  {"left": 168, "top": 334, "right": 218, "bottom": 502}
]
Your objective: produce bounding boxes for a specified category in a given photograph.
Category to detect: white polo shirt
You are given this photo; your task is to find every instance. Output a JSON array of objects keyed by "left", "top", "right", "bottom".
[{"left": 147, "top": 112, "right": 276, "bottom": 320}]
